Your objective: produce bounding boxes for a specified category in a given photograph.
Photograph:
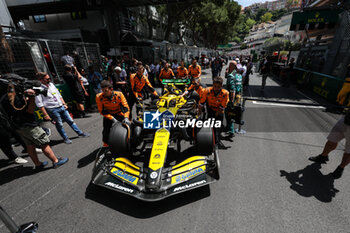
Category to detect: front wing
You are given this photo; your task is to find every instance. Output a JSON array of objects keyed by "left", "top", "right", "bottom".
[{"left": 91, "top": 152, "right": 219, "bottom": 202}]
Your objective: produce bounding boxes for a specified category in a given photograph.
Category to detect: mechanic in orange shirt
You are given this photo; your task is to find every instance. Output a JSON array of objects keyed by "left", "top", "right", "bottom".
[
  {"left": 177, "top": 60, "right": 189, "bottom": 79},
  {"left": 188, "top": 59, "right": 202, "bottom": 80},
  {"left": 96, "top": 80, "right": 130, "bottom": 147},
  {"left": 159, "top": 62, "right": 175, "bottom": 82},
  {"left": 199, "top": 76, "right": 229, "bottom": 149},
  {"left": 129, "top": 65, "right": 159, "bottom": 118},
  {"left": 181, "top": 77, "right": 206, "bottom": 100}
]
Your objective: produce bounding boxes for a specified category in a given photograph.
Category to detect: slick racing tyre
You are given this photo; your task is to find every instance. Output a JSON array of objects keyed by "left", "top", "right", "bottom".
[
  {"left": 196, "top": 127, "right": 214, "bottom": 155},
  {"left": 108, "top": 122, "right": 130, "bottom": 156}
]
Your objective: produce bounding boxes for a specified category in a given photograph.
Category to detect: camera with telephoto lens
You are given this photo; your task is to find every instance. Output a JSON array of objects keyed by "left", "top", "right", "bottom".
[{"left": 0, "top": 73, "right": 48, "bottom": 97}]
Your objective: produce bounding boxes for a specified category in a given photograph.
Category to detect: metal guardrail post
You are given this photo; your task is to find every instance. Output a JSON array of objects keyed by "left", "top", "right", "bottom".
[
  {"left": 0, "top": 206, "right": 19, "bottom": 233},
  {"left": 0, "top": 206, "right": 38, "bottom": 233}
]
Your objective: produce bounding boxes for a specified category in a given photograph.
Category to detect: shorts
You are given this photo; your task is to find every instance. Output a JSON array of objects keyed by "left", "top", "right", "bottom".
[
  {"left": 327, "top": 116, "right": 350, "bottom": 153},
  {"left": 16, "top": 126, "right": 50, "bottom": 147},
  {"left": 73, "top": 91, "right": 85, "bottom": 104}
]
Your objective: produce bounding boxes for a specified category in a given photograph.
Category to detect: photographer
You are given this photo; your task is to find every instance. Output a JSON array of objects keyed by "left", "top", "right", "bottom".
[
  {"left": 35, "top": 72, "right": 89, "bottom": 144},
  {"left": 0, "top": 82, "right": 68, "bottom": 171},
  {"left": 0, "top": 104, "right": 28, "bottom": 164}
]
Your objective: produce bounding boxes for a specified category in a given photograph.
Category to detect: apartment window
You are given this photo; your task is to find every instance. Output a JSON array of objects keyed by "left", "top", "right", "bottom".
[{"left": 33, "top": 15, "right": 47, "bottom": 23}]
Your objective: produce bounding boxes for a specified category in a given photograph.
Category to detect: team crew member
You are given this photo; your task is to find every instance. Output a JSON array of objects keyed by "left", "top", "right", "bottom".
[
  {"left": 225, "top": 62, "right": 242, "bottom": 138},
  {"left": 96, "top": 80, "right": 130, "bottom": 147},
  {"left": 159, "top": 62, "right": 175, "bottom": 82},
  {"left": 129, "top": 65, "right": 159, "bottom": 118},
  {"left": 177, "top": 60, "right": 189, "bottom": 79},
  {"left": 188, "top": 59, "right": 202, "bottom": 80},
  {"left": 181, "top": 77, "right": 205, "bottom": 99},
  {"left": 199, "top": 77, "right": 229, "bottom": 149}
]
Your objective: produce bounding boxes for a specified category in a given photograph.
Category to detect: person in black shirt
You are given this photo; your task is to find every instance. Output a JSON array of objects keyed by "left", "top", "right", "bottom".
[
  {"left": 63, "top": 65, "right": 88, "bottom": 117},
  {"left": 0, "top": 84, "right": 68, "bottom": 171},
  {"left": 0, "top": 104, "right": 28, "bottom": 164}
]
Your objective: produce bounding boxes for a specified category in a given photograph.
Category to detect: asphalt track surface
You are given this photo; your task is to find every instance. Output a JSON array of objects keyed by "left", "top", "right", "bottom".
[{"left": 1, "top": 65, "right": 349, "bottom": 233}]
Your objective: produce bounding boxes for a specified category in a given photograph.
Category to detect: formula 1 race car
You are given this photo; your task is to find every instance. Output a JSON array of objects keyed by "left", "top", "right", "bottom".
[{"left": 90, "top": 80, "right": 220, "bottom": 201}]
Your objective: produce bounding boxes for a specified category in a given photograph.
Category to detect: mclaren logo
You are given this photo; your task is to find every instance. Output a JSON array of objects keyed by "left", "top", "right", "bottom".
[
  {"left": 105, "top": 182, "right": 134, "bottom": 193},
  {"left": 173, "top": 180, "right": 206, "bottom": 192}
]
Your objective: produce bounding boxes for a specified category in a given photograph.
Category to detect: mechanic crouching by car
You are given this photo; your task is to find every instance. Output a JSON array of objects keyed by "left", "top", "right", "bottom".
[
  {"left": 0, "top": 83, "right": 68, "bottom": 171},
  {"left": 96, "top": 80, "right": 130, "bottom": 147},
  {"left": 199, "top": 76, "right": 229, "bottom": 149}
]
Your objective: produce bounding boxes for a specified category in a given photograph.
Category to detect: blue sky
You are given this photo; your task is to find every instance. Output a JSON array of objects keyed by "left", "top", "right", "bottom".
[{"left": 236, "top": 0, "right": 275, "bottom": 7}]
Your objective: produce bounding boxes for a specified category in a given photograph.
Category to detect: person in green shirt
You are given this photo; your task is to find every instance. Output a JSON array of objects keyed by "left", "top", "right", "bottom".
[{"left": 225, "top": 61, "right": 242, "bottom": 137}]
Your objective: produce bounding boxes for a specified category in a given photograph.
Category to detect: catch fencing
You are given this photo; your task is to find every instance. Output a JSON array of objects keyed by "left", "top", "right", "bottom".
[{"left": 0, "top": 34, "right": 102, "bottom": 83}]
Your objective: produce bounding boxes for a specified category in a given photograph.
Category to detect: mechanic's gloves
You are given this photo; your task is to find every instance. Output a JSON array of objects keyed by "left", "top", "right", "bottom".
[
  {"left": 122, "top": 118, "right": 131, "bottom": 126},
  {"left": 137, "top": 97, "right": 143, "bottom": 102}
]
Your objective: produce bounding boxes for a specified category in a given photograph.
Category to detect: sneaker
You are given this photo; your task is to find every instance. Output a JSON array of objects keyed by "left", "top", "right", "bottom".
[
  {"left": 14, "top": 157, "right": 28, "bottom": 164},
  {"left": 309, "top": 155, "right": 329, "bottom": 164},
  {"left": 53, "top": 157, "right": 69, "bottom": 168},
  {"left": 78, "top": 132, "right": 90, "bottom": 138},
  {"left": 35, "top": 161, "right": 48, "bottom": 171},
  {"left": 227, "top": 132, "right": 235, "bottom": 138},
  {"left": 64, "top": 138, "right": 72, "bottom": 144},
  {"left": 331, "top": 166, "right": 344, "bottom": 179}
]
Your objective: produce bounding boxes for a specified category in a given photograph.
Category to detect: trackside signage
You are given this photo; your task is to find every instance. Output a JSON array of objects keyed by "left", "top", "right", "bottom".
[{"left": 144, "top": 110, "right": 221, "bottom": 129}]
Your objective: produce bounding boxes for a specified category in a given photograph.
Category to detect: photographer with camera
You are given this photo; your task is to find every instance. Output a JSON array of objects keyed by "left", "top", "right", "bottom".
[
  {"left": 35, "top": 72, "right": 90, "bottom": 144},
  {"left": 0, "top": 81, "right": 68, "bottom": 171}
]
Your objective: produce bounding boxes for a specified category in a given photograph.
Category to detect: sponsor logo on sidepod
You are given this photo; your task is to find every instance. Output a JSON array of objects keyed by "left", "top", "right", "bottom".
[
  {"left": 105, "top": 182, "right": 134, "bottom": 193},
  {"left": 175, "top": 167, "right": 204, "bottom": 182},
  {"left": 173, "top": 180, "right": 206, "bottom": 192}
]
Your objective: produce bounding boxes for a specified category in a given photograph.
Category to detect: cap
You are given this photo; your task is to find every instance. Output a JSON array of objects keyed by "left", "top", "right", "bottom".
[{"left": 114, "top": 66, "right": 122, "bottom": 71}]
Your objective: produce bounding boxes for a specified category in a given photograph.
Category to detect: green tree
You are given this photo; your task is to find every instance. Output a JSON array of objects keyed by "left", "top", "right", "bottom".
[
  {"left": 261, "top": 12, "right": 272, "bottom": 22},
  {"left": 286, "top": 0, "right": 299, "bottom": 10},
  {"left": 255, "top": 8, "right": 268, "bottom": 22}
]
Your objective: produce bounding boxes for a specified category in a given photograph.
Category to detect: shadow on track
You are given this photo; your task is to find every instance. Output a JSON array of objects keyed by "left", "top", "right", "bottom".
[
  {"left": 85, "top": 183, "right": 210, "bottom": 218},
  {"left": 0, "top": 165, "right": 50, "bottom": 185},
  {"left": 49, "top": 136, "right": 79, "bottom": 147},
  {"left": 280, "top": 163, "right": 339, "bottom": 203},
  {"left": 77, "top": 148, "right": 101, "bottom": 168}
]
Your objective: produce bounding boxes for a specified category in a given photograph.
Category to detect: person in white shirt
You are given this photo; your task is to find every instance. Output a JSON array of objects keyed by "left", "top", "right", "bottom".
[
  {"left": 172, "top": 59, "right": 179, "bottom": 76},
  {"left": 35, "top": 72, "right": 90, "bottom": 144}
]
